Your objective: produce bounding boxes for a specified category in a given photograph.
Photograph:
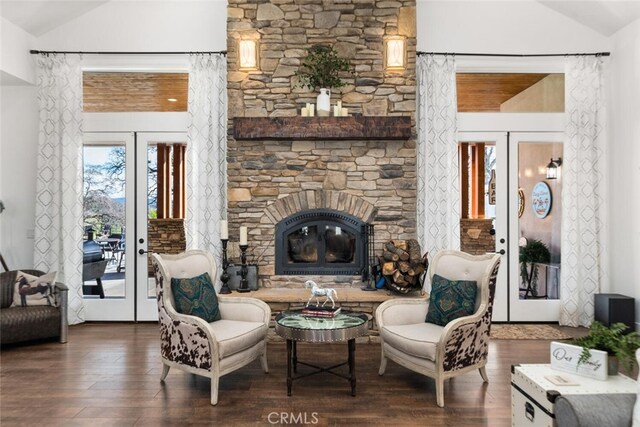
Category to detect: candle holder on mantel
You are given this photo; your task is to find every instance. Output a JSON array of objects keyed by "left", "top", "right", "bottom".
[
  {"left": 219, "top": 239, "right": 232, "bottom": 294},
  {"left": 237, "top": 244, "right": 251, "bottom": 293}
]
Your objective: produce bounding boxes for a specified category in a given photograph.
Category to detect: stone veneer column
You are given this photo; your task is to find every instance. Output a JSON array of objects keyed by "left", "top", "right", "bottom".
[{"left": 226, "top": 0, "right": 417, "bottom": 288}]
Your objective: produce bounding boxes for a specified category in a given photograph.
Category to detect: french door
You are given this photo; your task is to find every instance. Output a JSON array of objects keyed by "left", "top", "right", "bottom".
[
  {"left": 83, "top": 132, "right": 187, "bottom": 321},
  {"left": 458, "top": 130, "right": 563, "bottom": 322},
  {"left": 508, "top": 132, "right": 563, "bottom": 322},
  {"left": 458, "top": 132, "right": 509, "bottom": 321}
]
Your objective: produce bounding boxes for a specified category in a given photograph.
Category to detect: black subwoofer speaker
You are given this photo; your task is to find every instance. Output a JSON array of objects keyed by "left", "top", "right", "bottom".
[{"left": 594, "top": 293, "right": 635, "bottom": 333}]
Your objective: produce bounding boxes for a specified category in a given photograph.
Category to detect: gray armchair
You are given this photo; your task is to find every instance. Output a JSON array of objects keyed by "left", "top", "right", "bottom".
[{"left": 0, "top": 269, "right": 68, "bottom": 344}]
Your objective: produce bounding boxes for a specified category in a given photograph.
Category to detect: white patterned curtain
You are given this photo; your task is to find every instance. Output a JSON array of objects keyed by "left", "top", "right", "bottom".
[
  {"left": 560, "top": 55, "right": 608, "bottom": 327},
  {"left": 416, "top": 54, "right": 460, "bottom": 259},
  {"left": 33, "top": 54, "right": 85, "bottom": 324},
  {"left": 186, "top": 54, "right": 227, "bottom": 270}
]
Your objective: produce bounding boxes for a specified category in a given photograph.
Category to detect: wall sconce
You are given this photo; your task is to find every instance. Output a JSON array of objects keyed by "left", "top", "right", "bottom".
[
  {"left": 546, "top": 157, "right": 562, "bottom": 179},
  {"left": 385, "top": 37, "right": 406, "bottom": 71},
  {"left": 238, "top": 39, "right": 259, "bottom": 71}
]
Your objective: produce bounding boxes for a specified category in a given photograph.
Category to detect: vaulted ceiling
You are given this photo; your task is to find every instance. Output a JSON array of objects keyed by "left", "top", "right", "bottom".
[
  {"left": 2, "top": 1, "right": 640, "bottom": 38},
  {"left": 0, "top": 1, "right": 109, "bottom": 36},
  {"left": 537, "top": 0, "right": 640, "bottom": 36}
]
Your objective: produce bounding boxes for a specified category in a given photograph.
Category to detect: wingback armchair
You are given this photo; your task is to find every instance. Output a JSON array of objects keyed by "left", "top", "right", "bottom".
[
  {"left": 151, "top": 250, "right": 270, "bottom": 405},
  {"left": 376, "top": 250, "right": 501, "bottom": 407}
]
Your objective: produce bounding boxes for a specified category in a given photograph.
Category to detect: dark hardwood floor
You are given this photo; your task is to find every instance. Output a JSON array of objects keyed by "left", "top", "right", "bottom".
[{"left": 1, "top": 323, "right": 568, "bottom": 426}]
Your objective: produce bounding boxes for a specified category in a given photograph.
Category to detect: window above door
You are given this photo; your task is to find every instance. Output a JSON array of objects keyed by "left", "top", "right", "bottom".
[{"left": 457, "top": 73, "right": 564, "bottom": 113}]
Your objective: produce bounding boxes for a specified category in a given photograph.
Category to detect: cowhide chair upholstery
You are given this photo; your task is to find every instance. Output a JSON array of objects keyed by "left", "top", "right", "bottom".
[
  {"left": 376, "top": 250, "right": 501, "bottom": 407},
  {"left": 151, "top": 250, "right": 270, "bottom": 405}
]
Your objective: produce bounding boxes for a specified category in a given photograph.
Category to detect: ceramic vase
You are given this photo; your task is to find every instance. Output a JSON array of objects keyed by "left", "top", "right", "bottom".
[{"left": 317, "top": 88, "right": 331, "bottom": 117}]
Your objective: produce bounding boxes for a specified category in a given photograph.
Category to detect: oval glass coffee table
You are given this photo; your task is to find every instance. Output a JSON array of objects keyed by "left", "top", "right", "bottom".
[{"left": 275, "top": 309, "right": 369, "bottom": 397}]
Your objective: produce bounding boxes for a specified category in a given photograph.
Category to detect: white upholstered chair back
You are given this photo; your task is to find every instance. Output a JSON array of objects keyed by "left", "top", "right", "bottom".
[{"left": 429, "top": 250, "right": 500, "bottom": 312}]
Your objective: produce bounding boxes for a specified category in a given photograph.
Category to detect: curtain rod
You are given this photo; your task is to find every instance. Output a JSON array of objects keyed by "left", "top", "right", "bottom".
[
  {"left": 416, "top": 51, "right": 610, "bottom": 57},
  {"left": 30, "top": 50, "right": 227, "bottom": 56}
]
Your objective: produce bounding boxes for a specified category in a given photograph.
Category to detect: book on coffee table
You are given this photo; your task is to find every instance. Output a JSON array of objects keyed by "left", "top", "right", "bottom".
[{"left": 301, "top": 306, "right": 342, "bottom": 317}]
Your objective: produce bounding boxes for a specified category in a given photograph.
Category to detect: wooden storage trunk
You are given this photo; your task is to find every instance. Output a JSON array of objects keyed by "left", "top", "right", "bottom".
[{"left": 511, "top": 364, "right": 636, "bottom": 427}]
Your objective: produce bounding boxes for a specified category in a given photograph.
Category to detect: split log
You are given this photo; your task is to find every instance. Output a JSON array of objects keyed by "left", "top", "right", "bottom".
[
  {"left": 407, "top": 239, "right": 421, "bottom": 262},
  {"left": 392, "top": 270, "right": 404, "bottom": 283},
  {"left": 382, "top": 262, "right": 397, "bottom": 275},
  {"left": 383, "top": 250, "right": 399, "bottom": 262},
  {"left": 391, "top": 240, "right": 407, "bottom": 251},
  {"left": 398, "top": 261, "right": 411, "bottom": 273}
]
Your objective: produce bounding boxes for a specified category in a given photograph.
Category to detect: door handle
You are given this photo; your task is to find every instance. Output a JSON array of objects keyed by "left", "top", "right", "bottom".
[
  {"left": 495, "top": 249, "right": 506, "bottom": 255},
  {"left": 139, "top": 249, "right": 149, "bottom": 255}
]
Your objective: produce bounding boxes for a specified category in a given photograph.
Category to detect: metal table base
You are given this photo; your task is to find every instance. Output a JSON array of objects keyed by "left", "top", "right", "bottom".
[{"left": 286, "top": 339, "right": 357, "bottom": 396}]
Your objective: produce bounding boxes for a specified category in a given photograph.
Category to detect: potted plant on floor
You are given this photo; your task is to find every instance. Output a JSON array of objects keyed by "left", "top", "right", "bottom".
[
  {"left": 295, "top": 45, "right": 352, "bottom": 116},
  {"left": 519, "top": 238, "right": 550, "bottom": 297},
  {"left": 572, "top": 321, "right": 640, "bottom": 375}
]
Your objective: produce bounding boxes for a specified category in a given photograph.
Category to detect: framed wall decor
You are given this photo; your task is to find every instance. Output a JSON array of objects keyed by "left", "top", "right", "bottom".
[{"left": 531, "top": 181, "right": 552, "bottom": 219}]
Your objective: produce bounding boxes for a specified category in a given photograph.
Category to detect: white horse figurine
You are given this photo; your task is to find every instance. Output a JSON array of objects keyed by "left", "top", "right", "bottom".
[{"left": 304, "top": 280, "right": 338, "bottom": 309}]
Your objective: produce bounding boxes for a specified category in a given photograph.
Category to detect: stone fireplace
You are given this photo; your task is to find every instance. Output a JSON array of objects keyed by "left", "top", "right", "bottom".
[
  {"left": 227, "top": 0, "right": 417, "bottom": 290},
  {"left": 275, "top": 208, "right": 371, "bottom": 276}
]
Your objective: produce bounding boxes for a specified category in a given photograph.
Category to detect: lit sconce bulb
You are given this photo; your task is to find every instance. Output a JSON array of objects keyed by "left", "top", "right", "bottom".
[
  {"left": 385, "top": 37, "right": 406, "bottom": 70},
  {"left": 239, "top": 39, "right": 258, "bottom": 70}
]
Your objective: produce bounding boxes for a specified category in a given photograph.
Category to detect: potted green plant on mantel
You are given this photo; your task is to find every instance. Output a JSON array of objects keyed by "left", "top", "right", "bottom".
[
  {"left": 295, "top": 45, "right": 352, "bottom": 117},
  {"left": 519, "top": 238, "right": 550, "bottom": 297},
  {"left": 573, "top": 321, "right": 640, "bottom": 375}
]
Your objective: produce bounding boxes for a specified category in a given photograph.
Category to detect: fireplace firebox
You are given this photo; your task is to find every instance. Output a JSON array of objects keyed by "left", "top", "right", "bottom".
[{"left": 275, "top": 209, "right": 372, "bottom": 277}]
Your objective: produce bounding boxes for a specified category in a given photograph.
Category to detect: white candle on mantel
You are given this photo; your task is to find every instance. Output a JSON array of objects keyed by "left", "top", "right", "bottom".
[
  {"left": 220, "top": 220, "right": 228, "bottom": 240},
  {"left": 239, "top": 226, "right": 248, "bottom": 246}
]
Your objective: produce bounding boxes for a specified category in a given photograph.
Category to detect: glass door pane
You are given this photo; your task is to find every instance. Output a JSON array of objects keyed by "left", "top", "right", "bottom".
[
  {"left": 458, "top": 132, "right": 508, "bottom": 322},
  {"left": 509, "top": 132, "right": 563, "bottom": 321},
  {"left": 136, "top": 133, "right": 187, "bottom": 321},
  {"left": 83, "top": 133, "right": 135, "bottom": 320}
]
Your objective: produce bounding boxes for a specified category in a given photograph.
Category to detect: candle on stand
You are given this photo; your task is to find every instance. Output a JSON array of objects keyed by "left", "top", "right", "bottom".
[
  {"left": 309, "top": 104, "right": 315, "bottom": 117},
  {"left": 239, "top": 226, "right": 248, "bottom": 246},
  {"left": 301, "top": 107, "right": 308, "bottom": 117},
  {"left": 220, "top": 220, "right": 228, "bottom": 240}
]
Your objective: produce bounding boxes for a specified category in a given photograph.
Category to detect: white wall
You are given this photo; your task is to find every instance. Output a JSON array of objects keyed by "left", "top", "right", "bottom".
[
  {"left": 607, "top": 18, "right": 640, "bottom": 327},
  {"left": 37, "top": 1, "right": 226, "bottom": 52},
  {"left": 0, "top": 85, "right": 38, "bottom": 269},
  {"left": 0, "top": 16, "right": 36, "bottom": 84},
  {"left": 417, "top": 1, "right": 610, "bottom": 53}
]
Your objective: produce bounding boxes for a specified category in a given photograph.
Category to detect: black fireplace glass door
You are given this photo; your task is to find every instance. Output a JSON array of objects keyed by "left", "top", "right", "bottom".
[
  {"left": 287, "top": 225, "right": 318, "bottom": 264},
  {"left": 324, "top": 225, "right": 355, "bottom": 263},
  {"left": 275, "top": 209, "right": 368, "bottom": 275}
]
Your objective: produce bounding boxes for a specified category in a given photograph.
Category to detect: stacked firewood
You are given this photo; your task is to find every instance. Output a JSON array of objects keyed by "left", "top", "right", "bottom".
[{"left": 379, "top": 239, "right": 428, "bottom": 293}]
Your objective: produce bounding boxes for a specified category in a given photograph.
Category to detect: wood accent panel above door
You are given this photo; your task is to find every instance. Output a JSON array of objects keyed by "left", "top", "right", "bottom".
[
  {"left": 456, "top": 73, "right": 549, "bottom": 112},
  {"left": 83, "top": 72, "right": 188, "bottom": 112}
]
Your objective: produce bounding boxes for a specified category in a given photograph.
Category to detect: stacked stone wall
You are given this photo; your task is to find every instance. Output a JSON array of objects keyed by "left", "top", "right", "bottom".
[{"left": 227, "top": 0, "right": 417, "bottom": 289}]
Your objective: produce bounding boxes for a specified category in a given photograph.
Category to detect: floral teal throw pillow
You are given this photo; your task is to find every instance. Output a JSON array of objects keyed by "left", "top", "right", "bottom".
[
  {"left": 171, "top": 272, "right": 221, "bottom": 323},
  {"left": 425, "top": 274, "right": 477, "bottom": 326}
]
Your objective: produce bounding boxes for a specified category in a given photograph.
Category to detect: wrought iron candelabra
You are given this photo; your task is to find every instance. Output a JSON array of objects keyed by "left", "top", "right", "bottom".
[
  {"left": 237, "top": 244, "right": 250, "bottom": 293},
  {"left": 219, "top": 239, "right": 231, "bottom": 294}
]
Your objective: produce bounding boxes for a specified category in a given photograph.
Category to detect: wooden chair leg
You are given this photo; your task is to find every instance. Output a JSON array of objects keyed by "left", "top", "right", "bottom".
[
  {"left": 378, "top": 350, "right": 387, "bottom": 375},
  {"left": 479, "top": 366, "right": 489, "bottom": 383},
  {"left": 210, "top": 375, "right": 219, "bottom": 406},
  {"left": 436, "top": 377, "right": 445, "bottom": 408},
  {"left": 260, "top": 352, "right": 269, "bottom": 373},
  {"left": 160, "top": 364, "right": 170, "bottom": 381}
]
